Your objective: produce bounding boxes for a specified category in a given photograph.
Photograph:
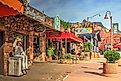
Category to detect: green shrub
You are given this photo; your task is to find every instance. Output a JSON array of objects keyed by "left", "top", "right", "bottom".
[
  {"left": 84, "top": 42, "right": 93, "bottom": 52},
  {"left": 47, "top": 46, "right": 55, "bottom": 57},
  {"left": 64, "top": 53, "right": 72, "bottom": 59},
  {"left": 104, "top": 50, "right": 120, "bottom": 63}
]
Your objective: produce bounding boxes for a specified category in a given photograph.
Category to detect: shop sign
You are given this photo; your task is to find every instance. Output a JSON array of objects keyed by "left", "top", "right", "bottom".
[
  {"left": 81, "top": 28, "right": 92, "bottom": 34},
  {"left": 48, "top": 32, "right": 61, "bottom": 37},
  {"left": 113, "top": 23, "right": 119, "bottom": 34},
  {"left": 75, "top": 27, "right": 92, "bottom": 34},
  {"left": 54, "top": 15, "right": 60, "bottom": 31}
]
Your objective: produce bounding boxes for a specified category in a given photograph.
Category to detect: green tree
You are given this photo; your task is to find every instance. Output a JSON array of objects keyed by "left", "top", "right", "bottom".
[
  {"left": 60, "top": 20, "right": 71, "bottom": 30},
  {"left": 84, "top": 42, "right": 93, "bottom": 52}
]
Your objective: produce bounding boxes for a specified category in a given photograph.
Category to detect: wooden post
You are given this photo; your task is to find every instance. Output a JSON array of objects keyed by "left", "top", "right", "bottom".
[
  {"left": 3, "top": 31, "right": 14, "bottom": 75},
  {"left": 40, "top": 31, "right": 47, "bottom": 62},
  {"left": 3, "top": 31, "right": 9, "bottom": 76},
  {"left": 28, "top": 31, "right": 34, "bottom": 65},
  {"left": 47, "top": 38, "right": 48, "bottom": 48},
  {"left": 56, "top": 39, "right": 59, "bottom": 60},
  {"left": 65, "top": 38, "right": 67, "bottom": 54}
]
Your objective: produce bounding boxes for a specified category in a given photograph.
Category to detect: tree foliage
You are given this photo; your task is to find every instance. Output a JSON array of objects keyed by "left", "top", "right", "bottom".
[
  {"left": 60, "top": 20, "right": 71, "bottom": 30},
  {"left": 84, "top": 42, "right": 93, "bottom": 52},
  {"left": 47, "top": 46, "right": 55, "bottom": 57}
]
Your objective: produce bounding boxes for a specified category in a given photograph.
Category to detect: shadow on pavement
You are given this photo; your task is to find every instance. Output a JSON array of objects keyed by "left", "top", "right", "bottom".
[{"left": 84, "top": 71, "right": 106, "bottom": 77}]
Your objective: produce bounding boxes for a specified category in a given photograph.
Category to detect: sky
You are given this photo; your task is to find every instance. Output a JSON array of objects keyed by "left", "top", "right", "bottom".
[{"left": 30, "top": 0, "right": 121, "bottom": 30}]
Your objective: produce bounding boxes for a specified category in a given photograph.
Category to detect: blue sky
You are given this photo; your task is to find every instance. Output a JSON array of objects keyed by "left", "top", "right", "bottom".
[{"left": 30, "top": 0, "right": 121, "bottom": 30}]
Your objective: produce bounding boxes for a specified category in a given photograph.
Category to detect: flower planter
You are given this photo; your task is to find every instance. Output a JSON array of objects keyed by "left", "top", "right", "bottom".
[
  {"left": 59, "top": 59, "right": 72, "bottom": 64},
  {"left": 90, "top": 52, "right": 95, "bottom": 59},
  {"left": 48, "top": 57, "right": 52, "bottom": 61},
  {"left": 84, "top": 52, "right": 90, "bottom": 60},
  {"left": 97, "top": 53, "right": 100, "bottom": 58},
  {"left": 118, "top": 58, "right": 121, "bottom": 66},
  {"left": 85, "top": 52, "right": 90, "bottom": 57},
  {"left": 103, "top": 62, "right": 118, "bottom": 74},
  {"left": 63, "top": 59, "right": 72, "bottom": 64}
]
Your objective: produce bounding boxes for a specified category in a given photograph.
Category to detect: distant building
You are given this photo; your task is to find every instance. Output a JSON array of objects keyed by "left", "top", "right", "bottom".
[{"left": 113, "top": 23, "right": 121, "bottom": 34}]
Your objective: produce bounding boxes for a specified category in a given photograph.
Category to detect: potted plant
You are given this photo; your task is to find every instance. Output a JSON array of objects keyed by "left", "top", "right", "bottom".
[
  {"left": 84, "top": 53, "right": 88, "bottom": 61},
  {"left": 117, "top": 51, "right": 121, "bottom": 66},
  {"left": 64, "top": 53, "right": 72, "bottom": 64},
  {"left": 58, "top": 55, "right": 63, "bottom": 64},
  {"left": 47, "top": 46, "right": 55, "bottom": 60},
  {"left": 103, "top": 50, "right": 120, "bottom": 74}
]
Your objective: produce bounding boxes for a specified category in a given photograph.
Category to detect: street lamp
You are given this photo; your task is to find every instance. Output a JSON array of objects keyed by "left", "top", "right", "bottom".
[
  {"left": 104, "top": 11, "right": 113, "bottom": 50},
  {"left": 87, "top": 13, "right": 101, "bottom": 21},
  {"left": 86, "top": 13, "right": 101, "bottom": 52}
]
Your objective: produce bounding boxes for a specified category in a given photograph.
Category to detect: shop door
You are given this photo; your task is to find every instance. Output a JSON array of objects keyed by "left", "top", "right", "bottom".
[
  {"left": 33, "top": 36, "right": 40, "bottom": 58},
  {"left": 0, "top": 32, "right": 4, "bottom": 75}
]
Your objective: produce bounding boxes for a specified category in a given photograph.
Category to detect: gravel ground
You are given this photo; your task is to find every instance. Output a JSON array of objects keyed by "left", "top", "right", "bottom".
[{"left": 0, "top": 61, "right": 77, "bottom": 81}]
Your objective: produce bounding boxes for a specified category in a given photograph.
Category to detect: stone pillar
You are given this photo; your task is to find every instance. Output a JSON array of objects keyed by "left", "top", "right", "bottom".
[
  {"left": 39, "top": 32, "right": 47, "bottom": 62},
  {"left": 4, "top": 31, "right": 14, "bottom": 75},
  {"left": 28, "top": 31, "right": 34, "bottom": 65}
]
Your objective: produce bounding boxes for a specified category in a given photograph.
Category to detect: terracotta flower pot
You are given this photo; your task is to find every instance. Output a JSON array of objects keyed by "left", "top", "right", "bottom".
[
  {"left": 118, "top": 58, "right": 121, "bottom": 66},
  {"left": 103, "top": 62, "right": 118, "bottom": 74}
]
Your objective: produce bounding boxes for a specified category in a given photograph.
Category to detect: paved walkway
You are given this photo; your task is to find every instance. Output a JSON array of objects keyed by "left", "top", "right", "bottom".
[
  {"left": 1, "top": 58, "right": 121, "bottom": 81},
  {"left": 64, "top": 58, "right": 121, "bottom": 81},
  {"left": 0, "top": 61, "right": 76, "bottom": 81}
]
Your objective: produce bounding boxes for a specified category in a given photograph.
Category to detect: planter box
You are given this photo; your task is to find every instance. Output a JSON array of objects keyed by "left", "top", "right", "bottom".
[
  {"left": 90, "top": 52, "right": 95, "bottom": 59},
  {"left": 64, "top": 59, "right": 72, "bottom": 64},
  {"left": 103, "top": 63, "right": 118, "bottom": 74},
  {"left": 118, "top": 58, "right": 121, "bottom": 66},
  {"left": 59, "top": 59, "right": 72, "bottom": 64},
  {"left": 97, "top": 53, "right": 100, "bottom": 58},
  {"left": 85, "top": 52, "right": 90, "bottom": 57}
]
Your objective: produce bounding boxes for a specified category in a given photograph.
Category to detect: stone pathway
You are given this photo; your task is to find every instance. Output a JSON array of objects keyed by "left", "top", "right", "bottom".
[
  {"left": 64, "top": 58, "right": 121, "bottom": 81},
  {"left": 0, "top": 61, "right": 76, "bottom": 81}
]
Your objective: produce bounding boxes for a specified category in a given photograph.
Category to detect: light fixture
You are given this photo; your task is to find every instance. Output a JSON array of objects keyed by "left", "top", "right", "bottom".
[{"left": 104, "top": 14, "right": 109, "bottom": 19}]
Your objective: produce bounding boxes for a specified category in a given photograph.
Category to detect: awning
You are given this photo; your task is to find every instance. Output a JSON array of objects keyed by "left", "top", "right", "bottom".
[
  {"left": 46, "top": 31, "right": 83, "bottom": 43},
  {"left": 0, "top": 0, "right": 24, "bottom": 17},
  {"left": 113, "top": 43, "right": 121, "bottom": 49},
  {"left": 78, "top": 31, "right": 101, "bottom": 41}
]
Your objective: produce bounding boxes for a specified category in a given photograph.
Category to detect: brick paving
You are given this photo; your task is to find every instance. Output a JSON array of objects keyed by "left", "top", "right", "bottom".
[
  {"left": 1, "top": 58, "right": 121, "bottom": 81},
  {"left": 0, "top": 61, "right": 76, "bottom": 81},
  {"left": 64, "top": 58, "right": 121, "bottom": 81}
]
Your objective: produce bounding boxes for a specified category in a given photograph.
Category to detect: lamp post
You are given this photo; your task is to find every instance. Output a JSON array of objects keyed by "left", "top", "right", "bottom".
[
  {"left": 87, "top": 13, "right": 101, "bottom": 21},
  {"left": 104, "top": 11, "right": 113, "bottom": 50},
  {"left": 86, "top": 13, "right": 101, "bottom": 52}
]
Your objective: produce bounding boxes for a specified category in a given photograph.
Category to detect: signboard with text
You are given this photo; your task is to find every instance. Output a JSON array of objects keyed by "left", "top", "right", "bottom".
[
  {"left": 75, "top": 27, "right": 92, "bottom": 34},
  {"left": 113, "top": 23, "right": 119, "bottom": 34},
  {"left": 54, "top": 15, "right": 60, "bottom": 31}
]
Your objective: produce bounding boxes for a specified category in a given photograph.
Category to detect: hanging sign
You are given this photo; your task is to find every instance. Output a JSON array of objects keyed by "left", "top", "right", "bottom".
[{"left": 54, "top": 15, "right": 60, "bottom": 31}]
